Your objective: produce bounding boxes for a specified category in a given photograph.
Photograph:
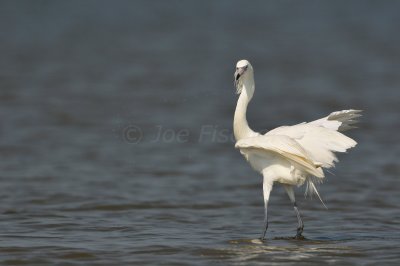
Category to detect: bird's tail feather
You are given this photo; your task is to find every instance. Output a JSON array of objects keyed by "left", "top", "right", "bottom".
[{"left": 305, "top": 177, "right": 328, "bottom": 209}]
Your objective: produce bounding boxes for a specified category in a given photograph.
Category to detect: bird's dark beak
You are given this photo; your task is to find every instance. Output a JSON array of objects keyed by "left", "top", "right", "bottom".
[
  {"left": 234, "top": 67, "right": 246, "bottom": 88},
  {"left": 235, "top": 68, "right": 245, "bottom": 81},
  {"left": 235, "top": 72, "right": 240, "bottom": 82}
]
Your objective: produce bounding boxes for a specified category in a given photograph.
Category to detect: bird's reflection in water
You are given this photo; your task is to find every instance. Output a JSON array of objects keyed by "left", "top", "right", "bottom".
[{"left": 226, "top": 237, "right": 356, "bottom": 263}]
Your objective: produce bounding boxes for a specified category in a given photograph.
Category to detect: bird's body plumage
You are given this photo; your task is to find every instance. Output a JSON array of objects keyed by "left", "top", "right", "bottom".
[{"left": 232, "top": 59, "right": 361, "bottom": 240}]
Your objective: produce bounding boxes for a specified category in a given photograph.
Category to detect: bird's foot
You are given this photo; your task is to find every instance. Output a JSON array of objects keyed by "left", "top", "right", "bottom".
[
  {"left": 294, "top": 227, "right": 304, "bottom": 240},
  {"left": 259, "top": 236, "right": 267, "bottom": 242},
  {"left": 294, "top": 234, "right": 305, "bottom": 240}
]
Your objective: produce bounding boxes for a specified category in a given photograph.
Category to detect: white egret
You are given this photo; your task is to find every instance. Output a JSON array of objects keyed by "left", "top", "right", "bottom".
[{"left": 233, "top": 59, "right": 361, "bottom": 240}]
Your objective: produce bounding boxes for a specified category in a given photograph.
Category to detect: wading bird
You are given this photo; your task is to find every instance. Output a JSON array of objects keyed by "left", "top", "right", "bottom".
[{"left": 233, "top": 59, "right": 361, "bottom": 240}]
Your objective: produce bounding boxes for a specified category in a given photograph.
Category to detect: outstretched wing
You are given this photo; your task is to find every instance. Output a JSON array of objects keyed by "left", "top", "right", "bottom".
[
  {"left": 235, "top": 134, "right": 324, "bottom": 178},
  {"left": 265, "top": 110, "right": 359, "bottom": 169},
  {"left": 308, "top": 109, "right": 362, "bottom": 132}
]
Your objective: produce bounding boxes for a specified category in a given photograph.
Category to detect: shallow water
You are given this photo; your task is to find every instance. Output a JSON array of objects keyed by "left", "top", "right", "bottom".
[{"left": 0, "top": 1, "right": 399, "bottom": 265}]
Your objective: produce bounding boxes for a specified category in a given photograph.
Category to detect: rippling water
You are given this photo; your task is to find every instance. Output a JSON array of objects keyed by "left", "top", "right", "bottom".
[{"left": 0, "top": 1, "right": 399, "bottom": 265}]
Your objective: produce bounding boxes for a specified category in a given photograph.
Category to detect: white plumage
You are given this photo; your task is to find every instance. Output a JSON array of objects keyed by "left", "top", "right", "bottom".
[{"left": 232, "top": 59, "right": 361, "bottom": 240}]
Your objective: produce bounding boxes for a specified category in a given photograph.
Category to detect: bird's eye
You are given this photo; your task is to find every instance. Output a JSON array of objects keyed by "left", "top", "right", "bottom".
[
  {"left": 244, "top": 65, "right": 248, "bottom": 70},
  {"left": 236, "top": 67, "right": 239, "bottom": 70}
]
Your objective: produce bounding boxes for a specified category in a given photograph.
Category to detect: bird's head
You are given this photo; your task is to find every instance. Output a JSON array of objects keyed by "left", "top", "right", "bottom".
[{"left": 234, "top": 59, "right": 254, "bottom": 94}]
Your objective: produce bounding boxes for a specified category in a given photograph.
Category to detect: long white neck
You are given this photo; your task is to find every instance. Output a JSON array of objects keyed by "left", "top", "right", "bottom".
[{"left": 234, "top": 78, "right": 256, "bottom": 141}]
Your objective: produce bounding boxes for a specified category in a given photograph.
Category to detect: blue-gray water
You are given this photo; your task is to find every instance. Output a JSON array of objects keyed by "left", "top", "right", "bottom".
[{"left": 0, "top": 1, "right": 399, "bottom": 265}]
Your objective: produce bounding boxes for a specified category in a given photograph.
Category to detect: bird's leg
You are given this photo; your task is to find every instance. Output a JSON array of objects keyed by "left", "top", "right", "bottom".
[
  {"left": 293, "top": 202, "right": 304, "bottom": 239},
  {"left": 260, "top": 174, "right": 273, "bottom": 241},
  {"left": 284, "top": 185, "right": 304, "bottom": 239},
  {"left": 261, "top": 201, "right": 268, "bottom": 240}
]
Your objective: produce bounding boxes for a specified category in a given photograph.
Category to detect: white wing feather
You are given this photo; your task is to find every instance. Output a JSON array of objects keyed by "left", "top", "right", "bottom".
[
  {"left": 265, "top": 110, "right": 361, "bottom": 169},
  {"left": 235, "top": 135, "right": 324, "bottom": 178},
  {"left": 308, "top": 109, "right": 362, "bottom": 132}
]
